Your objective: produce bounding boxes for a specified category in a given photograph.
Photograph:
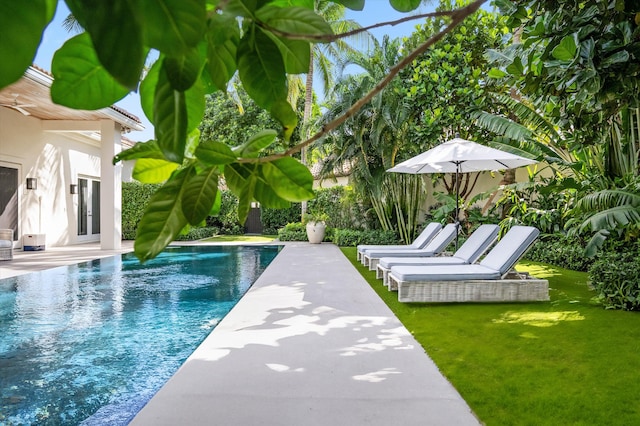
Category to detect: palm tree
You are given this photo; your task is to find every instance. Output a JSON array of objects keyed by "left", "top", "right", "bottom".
[{"left": 318, "top": 36, "right": 426, "bottom": 241}]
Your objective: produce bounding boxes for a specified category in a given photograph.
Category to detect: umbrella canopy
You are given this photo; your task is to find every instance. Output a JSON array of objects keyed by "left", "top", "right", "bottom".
[
  {"left": 387, "top": 137, "right": 537, "bottom": 174},
  {"left": 387, "top": 137, "right": 538, "bottom": 249}
]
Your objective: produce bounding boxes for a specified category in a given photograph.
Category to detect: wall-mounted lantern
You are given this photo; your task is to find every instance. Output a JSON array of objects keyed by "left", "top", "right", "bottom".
[{"left": 26, "top": 177, "right": 37, "bottom": 190}]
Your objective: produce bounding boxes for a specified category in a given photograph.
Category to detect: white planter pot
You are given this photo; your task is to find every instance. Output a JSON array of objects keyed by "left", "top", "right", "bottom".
[{"left": 306, "top": 222, "right": 326, "bottom": 244}]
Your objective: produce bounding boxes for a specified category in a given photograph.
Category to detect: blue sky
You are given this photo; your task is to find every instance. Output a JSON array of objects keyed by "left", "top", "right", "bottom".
[{"left": 34, "top": 2, "right": 433, "bottom": 141}]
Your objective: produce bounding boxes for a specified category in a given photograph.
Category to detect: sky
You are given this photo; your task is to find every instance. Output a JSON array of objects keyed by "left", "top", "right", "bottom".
[{"left": 34, "top": 1, "right": 435, "bottom": 142}]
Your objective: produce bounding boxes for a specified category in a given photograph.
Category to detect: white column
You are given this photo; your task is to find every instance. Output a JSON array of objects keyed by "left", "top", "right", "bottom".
[{"left": 100, "top": 120, "right": 122, "bottom": 250}]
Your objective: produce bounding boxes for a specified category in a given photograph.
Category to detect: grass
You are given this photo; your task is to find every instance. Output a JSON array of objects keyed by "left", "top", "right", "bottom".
[
  {"left": 341, "top": 247, "right": 640, "bottom": 426},
  {"left": 201, "top": 235, "right": 276, "bottom": 243}
]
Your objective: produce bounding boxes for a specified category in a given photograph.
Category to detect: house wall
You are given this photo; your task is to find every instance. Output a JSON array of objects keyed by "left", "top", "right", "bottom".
[{"left": 0, "top": 108, "right": 102, "bottom": 247}]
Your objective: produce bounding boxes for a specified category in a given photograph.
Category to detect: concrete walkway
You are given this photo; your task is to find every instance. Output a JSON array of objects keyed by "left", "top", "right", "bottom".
[{"left": 131, "top": 243, "right": 480, "bottom": 426}]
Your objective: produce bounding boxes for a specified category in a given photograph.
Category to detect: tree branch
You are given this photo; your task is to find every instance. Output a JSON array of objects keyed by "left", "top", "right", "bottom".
[
  {"left": 239, "top": 0, "right": 488, "bottom": 165},
  {"left": 257, "top": 8, "right": 473, "bottom": 43}
]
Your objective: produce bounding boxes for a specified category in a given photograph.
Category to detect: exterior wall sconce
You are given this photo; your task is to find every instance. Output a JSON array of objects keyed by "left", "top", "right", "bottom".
[
  {"left": 26, "top": 177, "right": 37, "bottom": 190},
  {"left": 70, "top": 184, "right": 78, "bottom": 194}
]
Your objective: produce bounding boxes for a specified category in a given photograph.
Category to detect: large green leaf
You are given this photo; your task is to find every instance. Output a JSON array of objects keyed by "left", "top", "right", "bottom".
[
  {"left": 263, "top": 31, "right": 310, "bottom": 74},
  {"left": 389, "top": 0, "right": 421, "bottom": 12},
  {"left": 134, "top": 167, "right": 194, "bottom": 262},
  {"left": 164, "top": 47, "right": 202, "bottom": 91},
  {"left": 206, "top": 13, "right": 240, "bottom": 91},
  {"left": 253, "top": 174, "right": 291, "bottom": 208},
  {"left": 221, "top": 0, "right": 266, "bottom": 17},
  {"left": 224, "top": 163, "right": 255, "bottom": 223},
  {"left": 269, "top": 0, "right": 314, "bottom": 8},
  {"left": 66, "top": 0, "right": 144, "bottom": 90},
  {"left": 269, "top": 99, "right": 298, "bottom": 141},
  {"left": 113, "top": 140, "right": 165, "bottom": 164},
  {"left": 141, "top": 0, "right": 206, "bottom": 56},
  {"left": 140, "top": 59, "right": 161, "bottom": 124},
  {"left": 196, "top": 141, "right": 237, "bottom": 165},
  {"left": 261, "top": 157, "right": 314, "bottom": 201},
  {"left": 154, "top": 62, "right": 188, "bottom": 163},
  {"left": 50, "top": 33, "right": 129, "bottom": 109},
  {"left": 233, "top": 129, "right": 277, "bottom": 157},
  {"left": 256, "top": 6, "right": 333, "bottom": 39},
  {"left": 0, "top": 0, "right": 52, "bottom": 89},
  {"left": 132, "top": 158, "right": 180, "bottom": 183},
  {"left": 551, "top": 34, "right": 578, "bottom": 61},
  {"left": 182, "top": 166, "right": 219, "bottom": 225},
  {"left": 185, "top": 75, "right": 206, "bottom": 132},
  {"left": 335, "top": 0, "right": 364, "bottom": 10},
  {"left": 238, "top": 26, "right": 288, "bottom": 111}
]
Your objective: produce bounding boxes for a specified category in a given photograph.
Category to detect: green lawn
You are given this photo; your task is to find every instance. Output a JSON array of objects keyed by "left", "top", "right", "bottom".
[{"left": 341, "top": 247, "right": 640, "bottom": 426}]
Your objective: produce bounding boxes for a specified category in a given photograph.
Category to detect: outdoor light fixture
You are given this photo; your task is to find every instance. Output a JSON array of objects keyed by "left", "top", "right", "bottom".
[
  {"left": 70, "top": 184, "right": 78, "bottom": 194},
  {"left": 26, "top": 177, "right": 37, "bottom": 190}
]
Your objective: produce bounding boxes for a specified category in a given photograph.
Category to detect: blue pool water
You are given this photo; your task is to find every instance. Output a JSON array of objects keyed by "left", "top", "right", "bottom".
[{"left": 0, "top": 245, "right": 280, "bottom": 425}]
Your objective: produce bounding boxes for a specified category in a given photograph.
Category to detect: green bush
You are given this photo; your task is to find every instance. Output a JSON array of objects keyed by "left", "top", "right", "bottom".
[
  {"left": 331, "top": 229, "right": 399, "bottom": 247},
  {"left": 309, "top": 186, "right": 373, "bottom": 230},
  {"left": 524, "top": 233, "right": 594, "bottom": 272},
  {"left": 277, "top": 223, "right": 307, "bottom": 241},
  {"left": 590, "top": 252, "right": 640, "bottom": 311},
  {"left": 262, "top": 204, "right": 301, "bottom": 234},
  {"left": 174, "top": 226, "right": 219, "bottom": 241},
  {"left": 121, "top": 182, "right": 161, "bottom": 240}
]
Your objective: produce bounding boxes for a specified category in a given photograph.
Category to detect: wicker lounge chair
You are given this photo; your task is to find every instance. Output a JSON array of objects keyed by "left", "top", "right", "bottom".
[
  {"left": 376, "top": 224, "right": 500, "bottom": 289},
  {"left": 388, "top": 226, "right": 549, "bottom": 303},
  {"left": 0, "top": 229, "right": 14, "bottom": 261},
  {"left": 356, "top": 222, "right": 442, "bottom": 264},
  {"left": 362, "top": 223, "right": 458, "bottom": 271}
]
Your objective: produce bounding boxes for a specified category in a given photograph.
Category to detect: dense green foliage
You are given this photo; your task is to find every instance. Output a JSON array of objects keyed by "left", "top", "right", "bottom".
[
  {"left": 343, "top": 247, "right": 640, "bottom": 425},
  {"left": 331, "top": 228, "right": 398, "bottom": 246},
  {"left": 589, "top": 242, "right": 640, "bottom": 311},
  {"left": 261, "top": 204, "right": 302, "bottom": 235},
  {"left": 121, "top": 182, "right": 161, "bottom": 240},
  {"left": 524, "top": 233, "right": 594, "bottom": 272},
  {"left": 277, "top": 222, "right": 308, "bottom": 241}
]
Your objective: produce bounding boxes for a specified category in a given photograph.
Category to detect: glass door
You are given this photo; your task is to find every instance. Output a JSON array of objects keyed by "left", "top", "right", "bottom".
[
  {"left": 77, "top": 178, "right": 100, "bottom": 240},
  {"left": 0, "top": 165, "right": 19, "bottom": 241}
]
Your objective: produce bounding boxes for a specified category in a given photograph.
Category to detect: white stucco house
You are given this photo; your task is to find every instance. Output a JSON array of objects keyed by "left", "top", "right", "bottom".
[{"left": 0, "top": 66, "right": 143, "bottom": 250}]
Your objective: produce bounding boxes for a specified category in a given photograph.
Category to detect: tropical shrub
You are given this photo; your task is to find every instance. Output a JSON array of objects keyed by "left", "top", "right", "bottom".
[
  {"left": 262, "top": 204, "right": 302, "bottom": 235},
  {"left": 590, "top": 250, "right": 640, "bottom": 311},
  {"left": 174, "top": 227, "right": 219, "bottom": 241},
  {"left": 523, "top": 233, "right": 594, "bottom": 272},
  {"left": 277, "top": 223, "right": 307, "bottom": 241},
  {"left": 331, "top": 229, "right": 399, "bottom": 247}
]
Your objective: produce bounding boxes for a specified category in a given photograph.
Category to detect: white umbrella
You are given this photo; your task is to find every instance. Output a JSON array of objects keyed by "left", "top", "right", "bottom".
[{"left": 388, "top": 137, "right": 538, "bottom": 248}]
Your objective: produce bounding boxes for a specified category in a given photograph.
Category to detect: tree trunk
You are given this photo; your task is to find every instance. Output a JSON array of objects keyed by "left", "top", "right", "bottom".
[{"left": 301, "top": 46, "right": 314, "bottom": 217}]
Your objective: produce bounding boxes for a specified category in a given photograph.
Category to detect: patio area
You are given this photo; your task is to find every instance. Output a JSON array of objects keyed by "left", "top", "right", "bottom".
[{"left": 0, "top": 241, "right": 479, "bottom": 425}]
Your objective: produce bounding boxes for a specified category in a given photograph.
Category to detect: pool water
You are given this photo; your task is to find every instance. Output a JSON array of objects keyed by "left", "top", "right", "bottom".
[{"left": 0, "top": 245, "right": 280, "bottom": 425}]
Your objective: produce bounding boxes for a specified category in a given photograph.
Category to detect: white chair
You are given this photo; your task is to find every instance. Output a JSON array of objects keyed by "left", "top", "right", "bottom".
[{"left": 0, "top": 229, "right": 14, "bottom": 261}]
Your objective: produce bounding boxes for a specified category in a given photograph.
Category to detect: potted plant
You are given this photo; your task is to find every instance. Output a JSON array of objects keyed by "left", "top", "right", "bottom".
[{"left": 303, "top": 210, "right": 328, "bottom": 244}]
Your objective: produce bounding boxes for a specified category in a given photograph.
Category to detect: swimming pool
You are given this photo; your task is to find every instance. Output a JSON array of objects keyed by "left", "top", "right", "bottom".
[{"left": 0, "top": 245, "right": 280, "bottom": 425}]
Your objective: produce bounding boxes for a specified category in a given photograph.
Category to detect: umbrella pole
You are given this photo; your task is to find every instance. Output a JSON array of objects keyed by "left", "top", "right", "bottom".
[{"left": 454, "top": 164, "right": 460, "bottom": 251}]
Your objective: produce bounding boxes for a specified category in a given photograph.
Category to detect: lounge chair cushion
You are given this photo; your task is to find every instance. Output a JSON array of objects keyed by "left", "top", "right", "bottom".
[
  {"left": 391, "top": 264, "right": 502, "bottom": 281},
  {"left": 378, "top": 255, "right": 467, "bottom": 269},
  {"left": 357, "top": 222, "right": 442, "bottom": 253},
  {"left": 363, "top": 223, "right": 457, "bottom": 259},
  {"left": 479, "top": 226, "right": 539, "bottom": 275},
  {"left": 452, "top": 224, "right": 499, "bottom": 263}
]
